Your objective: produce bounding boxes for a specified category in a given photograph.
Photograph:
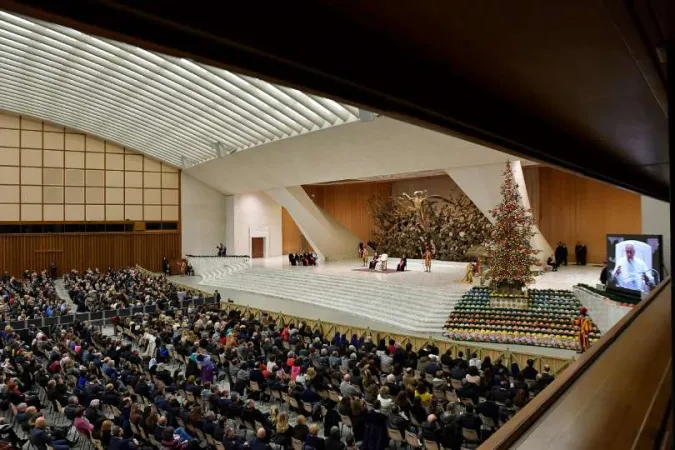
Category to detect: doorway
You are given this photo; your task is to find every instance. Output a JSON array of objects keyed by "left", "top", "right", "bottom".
[{"left": 251, "top": 237, "right": 265, "bottom": 258}]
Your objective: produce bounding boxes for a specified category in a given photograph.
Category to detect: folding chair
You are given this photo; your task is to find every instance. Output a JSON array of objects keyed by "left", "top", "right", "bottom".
[
  {"left": 462, "top": 428, "right": 480, "bottom": 448},
  {"left": 388, "top": 428, "right": 405, "bottom": 449},
  {"left": 340, "top": 414, "right": 353, "bottom": 435},
  {"left": 291, "top": 438, "right": 303, "bottom": 450},
  {"left": 405, "top": 430, "right": 422, "bottom": 448}
]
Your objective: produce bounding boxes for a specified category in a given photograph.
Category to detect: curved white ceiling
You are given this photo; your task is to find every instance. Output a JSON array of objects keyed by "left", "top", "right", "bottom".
[{"left": 0, "top": 11, "right": 360, "bottom": 167}]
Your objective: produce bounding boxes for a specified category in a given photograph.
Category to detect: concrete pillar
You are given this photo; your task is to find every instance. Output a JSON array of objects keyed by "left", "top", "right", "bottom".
[
  {"left": 446, "top": 161, "right": 553, "bottom": 264},
  {"left": 265, "top": 186, "right": 361, "bottom": 260}
]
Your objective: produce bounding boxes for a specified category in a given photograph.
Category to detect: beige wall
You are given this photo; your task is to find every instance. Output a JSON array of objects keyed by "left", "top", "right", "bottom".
[{"left": 0, "top": 111, "right": 179, "bottom": 222}]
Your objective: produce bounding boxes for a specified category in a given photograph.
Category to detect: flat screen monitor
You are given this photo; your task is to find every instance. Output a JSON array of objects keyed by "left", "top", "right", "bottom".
[{"left": 606, "top": 234, "right": 663, "bottom": 296}]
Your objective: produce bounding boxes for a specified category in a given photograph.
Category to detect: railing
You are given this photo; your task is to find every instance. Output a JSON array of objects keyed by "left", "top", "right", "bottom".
[
  {"left": 482, "top": 278, "right": 672, "bottom": 449},
  {"left": 216, "top": 302, "right": 574, "bottom": 375}
]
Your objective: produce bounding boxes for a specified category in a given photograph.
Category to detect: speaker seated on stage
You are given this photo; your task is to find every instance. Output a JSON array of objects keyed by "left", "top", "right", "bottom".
[
  {"left": 377, "top": 254, "right": 388, "bottom": 271},
  {"left": 369, "top": 253, "right": 380, "bottom": 270},
  {"left": 397, "top": 256, "right": 407, "bottom": 272}
]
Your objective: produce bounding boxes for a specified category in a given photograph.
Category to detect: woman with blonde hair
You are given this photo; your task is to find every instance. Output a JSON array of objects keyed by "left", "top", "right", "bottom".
[
  {"left": 377, "top": 386, "right": 393, "bottom": 415},
  {"left": 274, "top": 411, "right": 294, "bottom": 448},
  {"left": 268, "top": 405, "right": 279, "bottom": 427},
  {"left": 403, "top": 371, "right": 417, "bottom": 393}
]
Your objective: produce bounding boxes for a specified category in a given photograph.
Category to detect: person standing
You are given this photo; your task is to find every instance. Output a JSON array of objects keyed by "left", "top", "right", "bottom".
[
  {"left": 361, "top": 244, "right": 369, "bottom": 267},
  {"left": 580, "top": 243, "right": 587, "bottom": 265},
  {"left": 162, "top": 257, "right": 170, "bottom": 276},
  {"left": 561, "top": 243, "right": 568, "bottom": 266},
  {"left": 423, "top": 246, "right": 433, "bottom": 273},
  {"left": 574, "top": 242, "right": 582, "bottom": 265},
  {"left": 573, "top": 307, "right": 593, "bottom": 353}
]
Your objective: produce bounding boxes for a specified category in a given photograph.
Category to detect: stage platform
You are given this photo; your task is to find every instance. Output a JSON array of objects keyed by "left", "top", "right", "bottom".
[{"left": 168, "top": 257, "right": 599, "bottom": 360}]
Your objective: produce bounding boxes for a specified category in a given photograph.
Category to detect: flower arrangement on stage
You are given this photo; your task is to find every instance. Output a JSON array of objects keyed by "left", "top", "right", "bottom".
[
  {"left": 443, "top": 287, "right": 601, "bottom": 349},
  {"left": 485, "top": 161, "right": 540, "bottom": 294}
]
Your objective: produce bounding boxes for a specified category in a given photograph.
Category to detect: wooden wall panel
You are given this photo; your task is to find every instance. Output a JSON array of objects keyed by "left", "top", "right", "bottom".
[
  {"left": 321, "top": 182, "right": 392, "bottom": 243},
  {"left": 281, "top": 182, "right": 392, "bottom": 253},
  {"left": 282, "top": 207, "right": 313, "bottom": 254},
  {"left": 0, "top": 231, "right": 180, "bottom": 277},
  {"left": 537, "top": 167, "right": 641, "bottom": 264}
]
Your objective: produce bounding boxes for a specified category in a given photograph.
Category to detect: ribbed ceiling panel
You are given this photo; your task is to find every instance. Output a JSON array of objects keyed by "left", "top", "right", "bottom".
[{"left": 0, "top": 11, "right": 360, "bottom": 167}]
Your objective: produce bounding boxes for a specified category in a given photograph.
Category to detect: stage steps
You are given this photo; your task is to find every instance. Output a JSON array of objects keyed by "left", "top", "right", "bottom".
[
  {"left": 202, "top": 267, "right": 465, "bottom": 333},
  {"left": 186, "top": 256, "right": 252, "bottom": 283}
]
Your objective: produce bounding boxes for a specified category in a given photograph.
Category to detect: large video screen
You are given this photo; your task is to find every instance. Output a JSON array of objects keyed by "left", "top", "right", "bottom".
[{"left": 606, "top": 234, "right": 663, "bottom": 295}]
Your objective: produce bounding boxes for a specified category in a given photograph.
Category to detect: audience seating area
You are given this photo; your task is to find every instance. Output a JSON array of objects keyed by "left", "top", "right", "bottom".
[
  {"left": 0, "top": 264, "right": 576, "bottom": 450},
  {"left": 202, "top": 267, "right": 464, "bottom": 333},
  {"left": 186, "top": 257, "right": 252, "bottom": 283},
  {"left": 444, "top": 287, "right": 601, "bottom": 350}
]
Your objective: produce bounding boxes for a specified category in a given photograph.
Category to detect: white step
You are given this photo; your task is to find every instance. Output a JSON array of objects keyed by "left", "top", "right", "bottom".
[{"left": 202, "top": 267, "right": 466, "bottom": 333}]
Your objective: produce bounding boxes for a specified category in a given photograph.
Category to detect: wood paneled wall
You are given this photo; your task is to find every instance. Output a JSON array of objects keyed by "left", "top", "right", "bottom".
[
  {"left": 535, "top": 166, "right": 641, "bottom": 264},
  {"left": 0, "top": 231, "right": 181, "bottom": 277},
  {"left": 282, "top": 182, "right": 392, "bottom": 253},
  {"left": 282, "top": 208, "right": 313, "bottom": 254}
]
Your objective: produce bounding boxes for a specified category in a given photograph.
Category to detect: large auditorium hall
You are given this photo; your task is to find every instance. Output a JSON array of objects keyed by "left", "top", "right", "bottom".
[{"left": 0, "top": 3, "right": 669, "bottom": 450}]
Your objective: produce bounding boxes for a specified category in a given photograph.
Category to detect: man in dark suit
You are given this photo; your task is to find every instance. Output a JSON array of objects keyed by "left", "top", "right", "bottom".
[
  {"left": 108, "top": 426, "right": 137, "bottom": 450},
  {"left": 540, "top": 365, "right": 555, "bottom": 386},
  {"left": 30, "top": 417, "right": 69, "bottom": 450},
  {"left": 458, "top": 405, "right": 482, "bottom": 433},
  {"left": 241, "top": 400, "right": 267, "bottom": 429},
  {"left": 421, "top": 414, "right": 442, "bottom": 443},
  {"left": 250, "top": 428, "right": 270, "bottom": 450}
]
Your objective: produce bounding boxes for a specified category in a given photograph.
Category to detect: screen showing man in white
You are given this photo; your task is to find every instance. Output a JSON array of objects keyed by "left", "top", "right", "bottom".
[{"left": 611, "top": 243, "right": 655, "bottom": 292}]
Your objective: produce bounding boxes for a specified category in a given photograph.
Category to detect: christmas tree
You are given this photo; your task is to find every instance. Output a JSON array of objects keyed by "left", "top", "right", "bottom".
[{"left": 486, "top": 161, "right": 540, "bottom": 294}]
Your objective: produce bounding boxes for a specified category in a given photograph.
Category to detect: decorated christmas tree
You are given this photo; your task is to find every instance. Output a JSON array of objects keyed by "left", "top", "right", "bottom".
[{"left": 486, "top": 161, "right": 540, "bottom": 294}]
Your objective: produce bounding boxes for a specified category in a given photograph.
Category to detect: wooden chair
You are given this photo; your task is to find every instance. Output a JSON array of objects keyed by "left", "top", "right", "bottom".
[
  {"left": 302, "top": 401, "right": 314, "bottom": 416},
  {"left": 479, "top": 414, "right": 497, "bottom": 430},
  {"left": 388, "top": 428, "right": 405, "bottom": 448},
  {"left": 423, "top": 439, "right": 440, "bottom": 450},
  {"left": 291, "top": 438, "right": 303, "bottom": 450},
  {"left": 450, "top": 378, "right": 463, "bottom": 390},
  {"left": 425, "top": 373, "right": 434, "bottom": 383},
  {"left": 328, "top": 390, "right": 340, "bottom": 403},
  {"left": 381, "top": 364, "right": 393, "bottom": 374},
  {"left": 249, "top": 381, "right": 261, "bottom": 395},
  {"left": 288, "top": 397, "right": 300, "bottom": 411},
  {"left": 462, "top": 428, "right": 480, "bottom": 448},
  {"left": 405, "top": 430, "right": 422, "bottom": 448},
  {"left": 340, "top": 414, "right": 353, "bottom": 434}
]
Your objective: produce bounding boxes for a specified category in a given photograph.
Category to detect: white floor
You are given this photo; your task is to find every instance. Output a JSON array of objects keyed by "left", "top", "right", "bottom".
[{"left": 251, "top": 256, "right": 602, "bottom": 291}]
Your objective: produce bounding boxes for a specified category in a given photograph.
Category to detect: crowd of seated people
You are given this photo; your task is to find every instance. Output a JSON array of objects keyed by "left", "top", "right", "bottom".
[
  {"left": 288, "top": 253, "right": 318, "bottom": 267},
  {"left": 0, "top": 270, "right": 70, "bottom": 321},
  {"left": 0, "top": 278, "right": 557, "bottom": 450},
  {"left": 64, "top": 268, "right": 188, "bottom": 312}
]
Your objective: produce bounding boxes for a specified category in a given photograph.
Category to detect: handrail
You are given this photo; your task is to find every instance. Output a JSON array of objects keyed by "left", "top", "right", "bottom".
[{"left": 482, "top": 278, "right": 671, "bottom": 449}]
